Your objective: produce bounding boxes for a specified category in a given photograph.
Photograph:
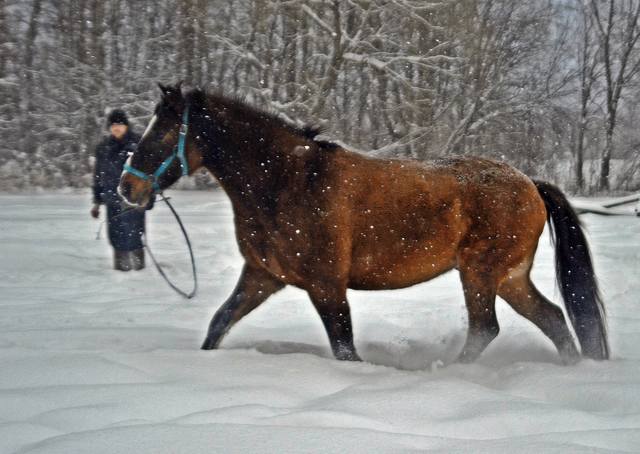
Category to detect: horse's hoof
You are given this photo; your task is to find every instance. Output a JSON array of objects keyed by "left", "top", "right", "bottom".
[
  {"left": 201, "top": 338, "right": 217, "bottom": 350},
  {"left": 455, "top": 351, "right": 478, "bottom": 364},
  {"left": 561, "top": 355, "right": 580, "bottom": 366},
  {"left": 559, "top": 351, "right": 581, "bottom": 365},
  {"left": 336, "top": 350, "right": 362, "bottom": 361},
  {"left": 558, "top": 341, "right": 581, "bottom": 365}
]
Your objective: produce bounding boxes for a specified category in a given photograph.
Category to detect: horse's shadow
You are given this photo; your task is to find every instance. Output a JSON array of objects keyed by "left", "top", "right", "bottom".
[
  {"left": 227, "top": 332, "right": 562, "bottom": 370},
  {"left": 234, "top": 340, "right": 328, "bottom": 359},
  {"left": 225, "top": 339, "right": 451, "bottom": 369}
]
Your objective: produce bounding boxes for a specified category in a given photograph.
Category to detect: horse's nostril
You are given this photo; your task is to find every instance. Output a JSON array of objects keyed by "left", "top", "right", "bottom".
[{"left": 119, "top": 181, "right": 132, "bottom": 201}]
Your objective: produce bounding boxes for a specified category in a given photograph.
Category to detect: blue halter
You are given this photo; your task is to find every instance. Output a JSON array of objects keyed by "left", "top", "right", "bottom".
[{"left": 123, "top": 107, "right": 190, "bottom": 191}]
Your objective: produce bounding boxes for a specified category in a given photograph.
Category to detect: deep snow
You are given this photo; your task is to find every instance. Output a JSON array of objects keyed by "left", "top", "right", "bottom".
[{"left": 0, "top": 190, "right": 639, "bottom": 453}]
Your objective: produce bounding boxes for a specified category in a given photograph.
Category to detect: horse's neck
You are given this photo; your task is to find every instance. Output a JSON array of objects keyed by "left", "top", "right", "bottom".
[{"left": 203, "top": 121, "right": 290, "bottom": 213}]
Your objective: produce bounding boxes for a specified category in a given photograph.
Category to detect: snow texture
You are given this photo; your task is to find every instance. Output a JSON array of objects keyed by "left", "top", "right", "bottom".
[{"left": 0, "top": 190, "right": 639, "bottom": 453}]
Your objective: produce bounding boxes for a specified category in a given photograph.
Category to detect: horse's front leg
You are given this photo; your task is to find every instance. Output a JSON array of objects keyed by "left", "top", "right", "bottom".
[
  {"left": 308, "top": 285, "right": 361, "bottom": 361},
  {"left": 201, "top": 263, "right": 285, "bottom": 350}
]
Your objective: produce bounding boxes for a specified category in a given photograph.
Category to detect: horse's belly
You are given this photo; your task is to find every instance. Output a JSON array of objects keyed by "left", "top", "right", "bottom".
[{"left": 348, "top": 250, "right": 457, "bottom": 290}]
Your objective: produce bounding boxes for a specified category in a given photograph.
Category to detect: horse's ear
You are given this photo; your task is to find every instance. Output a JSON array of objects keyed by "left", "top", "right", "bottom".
[
  {"left": 158, "top": 82, "right": 184, "bottom": 97},
  {"left": 157, "top": 82, "right": 185, "bottom": 111}
]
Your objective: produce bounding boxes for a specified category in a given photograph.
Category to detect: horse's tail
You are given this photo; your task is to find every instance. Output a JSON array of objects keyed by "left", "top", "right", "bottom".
[{"left": 534, "top": 180, "right": 609, "bottom": 360}]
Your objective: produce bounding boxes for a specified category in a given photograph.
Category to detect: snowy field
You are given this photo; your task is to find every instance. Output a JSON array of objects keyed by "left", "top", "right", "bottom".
[{"left": 1, "top": 190, "right": 639, "bottom": 453}]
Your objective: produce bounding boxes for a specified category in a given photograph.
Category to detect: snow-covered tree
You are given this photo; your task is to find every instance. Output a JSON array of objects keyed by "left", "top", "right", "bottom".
[{"left": 1, "top": 0, "right": 639, "bottom": 192}]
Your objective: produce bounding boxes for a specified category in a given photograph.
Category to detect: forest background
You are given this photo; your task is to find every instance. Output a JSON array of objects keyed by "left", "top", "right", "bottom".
[{"left": 2, "top": 0, "right": 640, "bottom": 193}]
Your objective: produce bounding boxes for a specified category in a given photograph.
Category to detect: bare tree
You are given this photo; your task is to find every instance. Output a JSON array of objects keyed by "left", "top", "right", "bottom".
[
  {"left": 575, "top": 1, "right": 601, "bottom": 191},
  {"left": 1, "top": 0, "right": 639, "bottom": 191},
  {"left": 590, "top": 0, "right": 640, "bottom": 190},
  {"left": 442, "top": 0, "right": 560, "bottom": 164},
  {"left": 0, "top": 0, "right": 7, "bottom": 80},
  {"left": 179, "top": 0, "right": 197, "bottom": 85},
  {"left": 21, "top": 0, "right": 43, "bottom": 153}
]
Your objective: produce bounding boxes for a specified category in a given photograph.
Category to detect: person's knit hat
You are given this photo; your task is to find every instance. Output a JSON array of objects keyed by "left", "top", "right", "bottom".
[{"left": 107, "top": 109, "right": 129, "bottom": 127}]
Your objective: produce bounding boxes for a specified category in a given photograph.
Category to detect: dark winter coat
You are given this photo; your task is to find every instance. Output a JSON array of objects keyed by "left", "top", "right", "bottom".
[
  {"left": 93, "top": 131, "right": 140, "bottom": 205},
  {"left": 92, "top": 131, "right": 148, "bottom": 251}
]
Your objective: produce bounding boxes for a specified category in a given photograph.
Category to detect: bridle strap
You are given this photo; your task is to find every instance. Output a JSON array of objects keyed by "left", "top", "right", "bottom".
[
  {"left": 123, "top": 107, "right": 191, "bottom": 190},
  {"left": 176, "top": 110, "right": 189, "bottom": 176}
]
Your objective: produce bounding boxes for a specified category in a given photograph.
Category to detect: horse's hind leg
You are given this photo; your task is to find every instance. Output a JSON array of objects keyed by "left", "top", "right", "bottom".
[
  {"left": 457, "top": 269, "right": 500, "bottom": 363},
  {"left": 498, "top": 273, "right": 579, "bottom": 363},
  {"left": 307, "top": 285, "right": 361, "bottom": 361},
  {"left": 201, "top": 264, "right": 284, "bottom": 350}
]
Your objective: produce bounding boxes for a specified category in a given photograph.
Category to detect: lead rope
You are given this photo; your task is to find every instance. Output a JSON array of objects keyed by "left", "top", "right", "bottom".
[
  {"left": 95, "top": 194, "right": 198, "bottom": 299},
  {"left": 144, "top": 192, "right": 198, "bottom": 299}
]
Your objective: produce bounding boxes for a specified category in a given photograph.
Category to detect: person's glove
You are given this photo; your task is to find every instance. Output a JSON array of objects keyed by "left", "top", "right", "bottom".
[{"left": 90, "top": 204, "right": 100, "bottom": 219}]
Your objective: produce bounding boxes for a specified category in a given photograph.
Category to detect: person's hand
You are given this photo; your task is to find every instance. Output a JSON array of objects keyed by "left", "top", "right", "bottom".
[{"left": 90, "top": 204, "right": 100, "bottom": 219}]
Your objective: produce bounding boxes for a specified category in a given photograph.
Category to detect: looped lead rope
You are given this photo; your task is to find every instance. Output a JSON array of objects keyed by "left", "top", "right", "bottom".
[
  {"left": 94, "top": 194, "right": 198, "bottom": 299},
  {"left": 144, "top": 193, "right": 198, "bottom": 299}
]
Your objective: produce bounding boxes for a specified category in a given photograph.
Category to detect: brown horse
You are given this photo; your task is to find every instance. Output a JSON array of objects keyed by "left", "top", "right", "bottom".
[{"left": 119, "top": 83, "right": 609, "bottom": 364}]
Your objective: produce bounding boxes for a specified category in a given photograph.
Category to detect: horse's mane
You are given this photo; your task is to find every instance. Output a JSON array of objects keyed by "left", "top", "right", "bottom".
[{"left": 185, "top": 88, "right": 331, "bottom": 145}]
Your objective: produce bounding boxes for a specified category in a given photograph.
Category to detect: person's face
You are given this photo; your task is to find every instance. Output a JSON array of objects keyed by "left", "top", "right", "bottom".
[{"left": 110, "top": 123, "right": 128, "bottom": 140}]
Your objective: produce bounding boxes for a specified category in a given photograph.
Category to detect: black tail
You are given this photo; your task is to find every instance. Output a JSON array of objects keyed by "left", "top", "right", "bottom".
[{"left": 534, "top": 181, "right": 609, "bottom": 360}]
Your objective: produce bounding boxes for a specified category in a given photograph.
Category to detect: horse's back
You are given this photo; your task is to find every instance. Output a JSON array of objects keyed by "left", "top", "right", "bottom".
[{"left": 324, "top": 151, "right": 546, "bottom": 290}]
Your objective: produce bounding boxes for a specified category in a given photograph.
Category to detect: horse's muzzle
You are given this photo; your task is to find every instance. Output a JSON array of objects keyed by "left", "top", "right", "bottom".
[{"left": 118, "top": 175, "right": 152, "bottom": 208}]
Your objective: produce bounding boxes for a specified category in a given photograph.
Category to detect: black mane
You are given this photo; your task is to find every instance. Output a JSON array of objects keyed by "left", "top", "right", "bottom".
[{"left": 185, "top": 88, "right": 327, "bottom": 143}]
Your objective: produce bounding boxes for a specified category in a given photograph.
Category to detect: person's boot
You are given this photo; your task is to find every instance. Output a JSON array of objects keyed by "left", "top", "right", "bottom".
[
  {"left": 114, "top": 250, "right": 132, "bottom": 271},
  {"left": 131, "top": 248, "right": 145, "bottom": 270}
]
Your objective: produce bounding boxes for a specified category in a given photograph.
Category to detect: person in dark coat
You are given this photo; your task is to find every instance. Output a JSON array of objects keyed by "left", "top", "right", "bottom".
[{"left": 90, "top": 109, "right": 150, "bottom": 271}]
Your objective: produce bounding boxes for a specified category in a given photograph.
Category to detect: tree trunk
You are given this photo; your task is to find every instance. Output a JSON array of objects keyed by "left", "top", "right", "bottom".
[
  {"left": 311, "top": 1, "right": 344, "bottom": 117},
  {"left": 599, "top": 126, "right": 613, "bottom": 191},
  {"left": 0, "top": 0, "right": 7, "bottom": 79},
  {"left": 108, "top": 0, "right": 122, "bottom": 88},
  {"left": 179, "top": 0, "right": 196, "bottom": 84},
  {"left": 20, "top": 0, "right": 43, "bottom": 158},
  {"left": 575, "top": 118, "right": 586, "bottom": 191}
]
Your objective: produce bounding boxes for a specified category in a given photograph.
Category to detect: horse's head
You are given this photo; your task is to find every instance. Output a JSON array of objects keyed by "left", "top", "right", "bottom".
[{"left": 118, "top": 82, "right": 201, "bottom": 207}]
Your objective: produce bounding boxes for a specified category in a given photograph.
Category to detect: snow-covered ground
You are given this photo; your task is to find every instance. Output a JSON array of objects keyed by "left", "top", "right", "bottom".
[{"left": 1, "top": 190, "right": 639, "bottom": 453}]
